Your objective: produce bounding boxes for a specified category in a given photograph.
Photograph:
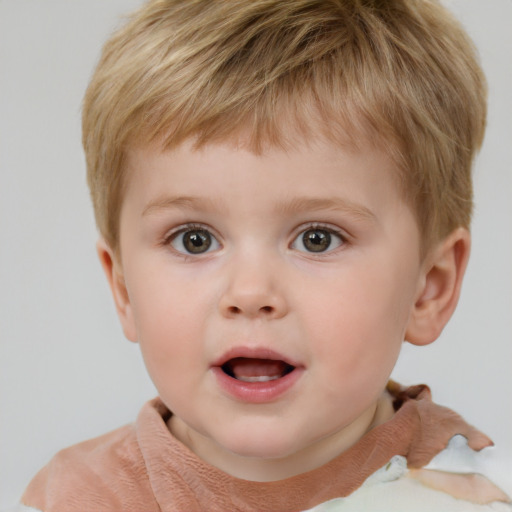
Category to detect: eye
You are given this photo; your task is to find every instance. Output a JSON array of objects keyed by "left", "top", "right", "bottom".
[
  {"left": 292, "top": 226, "right": 344, "bottom": 253},
  {"left": 169, "top": 227, "right": 220, "bottom": 255}
]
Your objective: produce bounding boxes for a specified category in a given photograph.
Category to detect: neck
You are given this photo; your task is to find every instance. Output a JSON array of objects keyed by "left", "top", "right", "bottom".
[{"left": 168, "top": 391, "right": 394, "bottom": 482}]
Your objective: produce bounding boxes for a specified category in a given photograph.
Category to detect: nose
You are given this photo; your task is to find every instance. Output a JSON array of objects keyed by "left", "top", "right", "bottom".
[{"left": 218, "top": 254, "right": 288, "bottom": 320}]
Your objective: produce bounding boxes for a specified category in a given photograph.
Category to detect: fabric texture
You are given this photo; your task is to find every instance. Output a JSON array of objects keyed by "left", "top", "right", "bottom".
[
  {"left": 21, "top": 382, "right": 508, "bottom": 512},
  {"left": 305, "top": 455, "right": 512, "bottom": 512}
]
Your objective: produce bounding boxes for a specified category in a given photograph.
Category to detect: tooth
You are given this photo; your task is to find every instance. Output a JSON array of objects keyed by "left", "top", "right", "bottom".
[{"left": 237, "top": 375, "right": 280, "bottom": 383}]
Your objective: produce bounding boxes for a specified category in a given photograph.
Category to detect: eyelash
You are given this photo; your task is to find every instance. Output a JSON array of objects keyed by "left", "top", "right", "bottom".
[
  {"left": 163, "top": 223, "right": 209, "bottom": 242},
  {"left": 163, "top": 223, "right": 220, "bottom": 252},
  {"left": 162, "top": 222, "right": 348, "bottom": 256},
  {"left": 291, "top": 223, "right": 348, "bottom": 255}
]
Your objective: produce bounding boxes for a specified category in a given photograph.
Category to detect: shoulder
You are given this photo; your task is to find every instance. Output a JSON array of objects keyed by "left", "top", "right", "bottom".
[
  {"left": 21, "top": 423, "right": 158, "bottom": 512},
  {"left": 307, "top": 446, "right": 512, "bottom": 512},
  {"left": 327, "top": 472, "right": 512, "bottom": 512},
  {"left": 407, "top": 434, "right": 512, "bottom": 510}
]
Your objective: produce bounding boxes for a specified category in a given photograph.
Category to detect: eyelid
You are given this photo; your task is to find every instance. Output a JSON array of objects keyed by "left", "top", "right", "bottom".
[
  {"left": 163, "top": 223, "right": 222, "bottom": 254},
  {"left": 290, "top": 222, "right": 348, "bottom": 254},
  {"left": 292, "top": 222, "right": 348, "bottom": 241},
  {"left": 163, "top": 221, "right": 215, "bottom": 238}
]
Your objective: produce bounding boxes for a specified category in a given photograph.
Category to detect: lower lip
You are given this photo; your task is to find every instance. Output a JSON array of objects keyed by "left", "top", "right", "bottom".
[{"left": 211, "top": 366, "right": 304, "bottom": 403}]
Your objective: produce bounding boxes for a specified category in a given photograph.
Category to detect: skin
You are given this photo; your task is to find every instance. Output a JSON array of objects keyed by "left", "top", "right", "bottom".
[{"left": 99, "top": 137, "right": 470, "bottom": 482}]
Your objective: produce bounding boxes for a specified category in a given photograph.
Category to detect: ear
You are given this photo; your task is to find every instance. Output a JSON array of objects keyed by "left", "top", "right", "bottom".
[
  {"left": 96, "top": 238, "right": 138, "bottom": 342},
  {"left": 405, "top": 228, "right": 471, "bottom": 346}
]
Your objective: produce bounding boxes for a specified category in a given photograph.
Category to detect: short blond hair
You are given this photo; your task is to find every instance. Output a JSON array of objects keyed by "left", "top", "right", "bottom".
[{"left": 82, "top": 0, "right": 487, "bottom": 253}]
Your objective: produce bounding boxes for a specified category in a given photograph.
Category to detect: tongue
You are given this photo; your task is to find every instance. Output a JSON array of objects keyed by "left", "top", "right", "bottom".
[{"left": 228, "top": 358, "right": 291, "bottom": 382}]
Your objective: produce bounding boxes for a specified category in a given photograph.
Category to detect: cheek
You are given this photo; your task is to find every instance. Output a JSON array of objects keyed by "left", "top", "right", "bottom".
[
  {"left": 302, "top": 267, "right": 412, "bottom": 365},
  {"left": 127, "top": 258, "right": 197, "bottom": 327},
  {"left": 126, "top": 271, "right": 203, "bottom": 364}
]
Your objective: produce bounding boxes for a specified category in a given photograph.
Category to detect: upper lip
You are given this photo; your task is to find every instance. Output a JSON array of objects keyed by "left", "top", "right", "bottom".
[{"left": 211, "top": 346, "right": 302, "bottom": 368}]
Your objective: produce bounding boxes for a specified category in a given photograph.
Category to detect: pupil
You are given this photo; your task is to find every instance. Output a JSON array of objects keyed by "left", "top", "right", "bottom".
[
  {"left": 184, "top": 230, "right": 211, "bottom": 253},
  {"left": 303, "top": 229, "right": 330, "bottom": 252}
]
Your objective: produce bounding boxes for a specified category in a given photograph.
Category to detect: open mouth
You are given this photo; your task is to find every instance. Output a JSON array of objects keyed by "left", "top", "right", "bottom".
[{"left": 221, "top": 357, "right": 296, "bottom": 383}]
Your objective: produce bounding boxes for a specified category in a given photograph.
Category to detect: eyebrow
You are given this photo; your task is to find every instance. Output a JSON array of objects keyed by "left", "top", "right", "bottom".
[
  {"left": 277, "top": 197, "right": 376, "bottom": 222},
  {"left": 142, "top": 196, "right": 220, "bottom": 216},
  {"left": 142, "top": 195, "right": 376, "bottom": 222}
]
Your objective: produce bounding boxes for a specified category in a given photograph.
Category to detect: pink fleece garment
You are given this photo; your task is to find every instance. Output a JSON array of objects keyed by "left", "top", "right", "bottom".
[{"left": 22, "top": 382, "right": 492, "bottom": 512}]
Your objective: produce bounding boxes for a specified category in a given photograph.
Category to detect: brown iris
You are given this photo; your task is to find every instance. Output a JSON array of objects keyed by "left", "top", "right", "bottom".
[
  {"left": 302, "top": 229, "right": 331, "bottom": 252},
  {"left": 182, "top": 229, "right": 212, "bottom": 254}
]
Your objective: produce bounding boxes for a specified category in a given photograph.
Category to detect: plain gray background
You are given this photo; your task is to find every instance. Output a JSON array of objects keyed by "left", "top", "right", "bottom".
[{"left": 1, "top": 0, "right": 511, "bottom": 508}]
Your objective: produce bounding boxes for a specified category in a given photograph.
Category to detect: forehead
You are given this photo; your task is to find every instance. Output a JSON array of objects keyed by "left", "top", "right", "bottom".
[
  {"left": 122, "top": 137, "right": 408, "bottom": 220},
  {"left": 119, "top": 97, "right": 410, "bottom": 223}
]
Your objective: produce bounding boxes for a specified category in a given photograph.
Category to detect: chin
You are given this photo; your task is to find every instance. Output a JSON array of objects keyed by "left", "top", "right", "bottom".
[
  {"left": 217, "top": 424, "right": 307, "bottom": 460},
  {"left": 230, "top": 442, "right": 293, "bottom": 459}
]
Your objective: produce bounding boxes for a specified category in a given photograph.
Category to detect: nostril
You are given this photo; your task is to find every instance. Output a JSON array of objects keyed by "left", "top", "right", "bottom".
[{"left": 226, "top": 305, "right": 273, "bottom": 315}]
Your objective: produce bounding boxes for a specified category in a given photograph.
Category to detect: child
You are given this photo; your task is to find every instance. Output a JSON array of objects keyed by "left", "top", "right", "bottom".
[{"left": 17, "top": 0, "right": 511, "bottom": 510}]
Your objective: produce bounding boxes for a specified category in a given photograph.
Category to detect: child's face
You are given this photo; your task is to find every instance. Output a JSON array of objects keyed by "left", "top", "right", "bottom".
[{"left": 114, "top": 138, "right": 426, "bottom": 477}]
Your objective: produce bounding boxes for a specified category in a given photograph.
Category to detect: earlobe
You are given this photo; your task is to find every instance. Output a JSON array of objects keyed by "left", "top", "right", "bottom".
[
  {"left": 96, "top": 238, "right": 138, "bottom": 342},
  {"left": 405, "top": 228, "right": 471, "bottom": 346}
]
